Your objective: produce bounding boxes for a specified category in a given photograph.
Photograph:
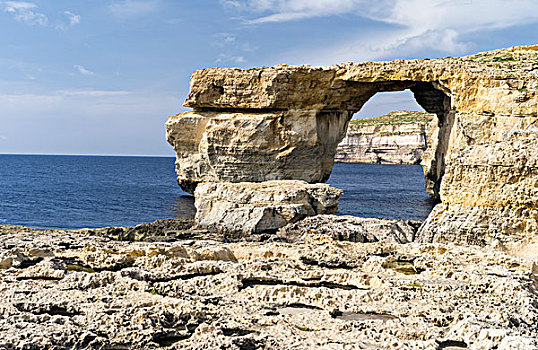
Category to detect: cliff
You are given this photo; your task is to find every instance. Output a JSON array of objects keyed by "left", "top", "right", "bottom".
[
  {"left": 334, "top": 111, "right": 435, "bottom": 164},
  {"left": 166, "top": 45, "right": 538, "bottom": 245}
]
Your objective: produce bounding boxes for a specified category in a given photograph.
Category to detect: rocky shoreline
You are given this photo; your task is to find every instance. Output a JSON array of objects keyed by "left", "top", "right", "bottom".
[
  {"left": 1, "top": 219, "right": 537, "bottom": 349},
  {"left": 167, "top": 45, "right": 538, "bottom": 243}
]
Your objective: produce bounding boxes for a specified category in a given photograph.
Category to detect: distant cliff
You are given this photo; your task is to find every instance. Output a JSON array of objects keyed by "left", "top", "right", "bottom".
[{"left": 335, "top": 111, "right": 436, "bottom": 164}]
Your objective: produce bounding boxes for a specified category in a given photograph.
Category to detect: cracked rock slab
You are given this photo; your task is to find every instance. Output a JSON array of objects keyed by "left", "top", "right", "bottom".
[{"left": 279, "top": 214, "right": 420, "bottom": 244}]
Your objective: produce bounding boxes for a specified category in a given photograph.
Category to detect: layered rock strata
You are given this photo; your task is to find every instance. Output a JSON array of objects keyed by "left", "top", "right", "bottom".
[
  {"left": 1, "top": 224, "right": 537, "bottom": 349},
  {"left": 166, "top": 45, "right": 538, "bottom": 244},
  {"left": 194, "top": 181, "right": 342, "bottom": 235},
  {"left": 335, "top": 111, "right": 436, "bottom": 164},
  {"left": 166, "top": 111, "right": 349, "bottom": 194}
]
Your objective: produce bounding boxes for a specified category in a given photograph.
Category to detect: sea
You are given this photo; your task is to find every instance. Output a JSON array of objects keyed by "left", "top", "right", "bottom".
[{"left": 0, "top": 155, "right": 436, "bottom": 229}]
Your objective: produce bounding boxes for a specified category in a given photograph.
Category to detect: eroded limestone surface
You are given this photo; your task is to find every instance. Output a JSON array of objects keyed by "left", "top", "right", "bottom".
[
  {"left": 279, "top": 214, "right": 420, "bottom": 244},
  {"left": 166, "top": 45, "right": 538, "bottom": 244},
  {"left": 166, "top": 110, "right": 349, "bottom": 193},
  {"left": 194, "top": 181, "right": 342, "bottom": 235},
  {"left": 1, "top": 224, "right": 537, "bottom": 349}
]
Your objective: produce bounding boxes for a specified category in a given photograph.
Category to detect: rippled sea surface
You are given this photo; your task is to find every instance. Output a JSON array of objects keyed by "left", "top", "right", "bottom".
[
  {"left": 0, "top": 155, "right": 435, "bottom": 229},
  {"left": 328, "top": 162, "right": 436, "bottom": 221},
  {"left": 0, "top": 155, "right": 192, "bottom": 229}
]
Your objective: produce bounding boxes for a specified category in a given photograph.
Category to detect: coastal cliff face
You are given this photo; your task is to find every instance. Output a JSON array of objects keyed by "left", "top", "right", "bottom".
[
  {"left": 166, "top": 45, "right": 538, "bottom": 244},
  {"left": 334, "top": 111, "right": 435, "bottom": 164}
]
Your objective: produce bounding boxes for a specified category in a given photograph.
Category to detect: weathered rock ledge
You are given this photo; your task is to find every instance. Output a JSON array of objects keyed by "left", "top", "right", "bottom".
[{"left": 1, "top": 222, "right": 537, "bottom": 349}]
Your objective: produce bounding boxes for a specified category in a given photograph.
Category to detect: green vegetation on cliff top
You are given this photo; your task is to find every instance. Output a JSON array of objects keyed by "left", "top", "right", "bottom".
[{"left": 350, "top": 111, "right": 433, "bottom": 126}]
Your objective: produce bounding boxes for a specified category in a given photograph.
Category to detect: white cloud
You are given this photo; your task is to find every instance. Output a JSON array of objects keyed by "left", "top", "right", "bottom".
[
  {"left": 73, "top": 65, "right": 94, "bottom": 76},
  {"left": 0, "top": 90, "right": 131, "bottom": 104},
  {"left": 1, "top": 2, "right": 81, "bottom": 29},
  {"left": 224, "top": 0, "right": 538, "bottom": 64},
  {"left": 213, "top": 33, "right": 236, "bottom": 47},
  {"left": 216, "top": 54, "right": 246, "bottom": 64},
  {"left": 220, "top": 0, "right": 241, "bottom": 8},
  {"left": 64, "top": 11, "right": 80, "bottom": 26},
  {"left": 109, "top": 0, "right": 156, "bottom": 18},
  {"left": 242, "top": 0, "right": 364, "bottom": 24},
  {"left": 213, "top": 33, "right": 256, "bottom": 64},
  {"left": 2, "top": 1, "right": 48, "bottom": 26},
  {"left": 0, "top": 93, "right": 62, "bottom": 105}
]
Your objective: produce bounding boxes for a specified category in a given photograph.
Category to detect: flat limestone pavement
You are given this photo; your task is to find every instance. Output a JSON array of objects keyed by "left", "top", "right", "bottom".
[{"left": 1, "top": 223, "right": 537, "bottom": 349}]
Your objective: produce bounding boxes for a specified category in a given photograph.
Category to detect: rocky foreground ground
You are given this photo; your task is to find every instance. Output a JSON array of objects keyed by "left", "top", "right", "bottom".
[{"left": 1, "top": 219, "right": 537, "bottom": 349}]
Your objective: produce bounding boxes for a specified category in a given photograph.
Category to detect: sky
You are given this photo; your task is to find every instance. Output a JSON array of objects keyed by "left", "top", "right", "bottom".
[{"left": 1, "top": 0, "right": 537, "bottom": 156}]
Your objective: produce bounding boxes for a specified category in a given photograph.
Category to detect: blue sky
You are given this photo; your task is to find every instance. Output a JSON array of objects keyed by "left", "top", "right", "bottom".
[{"left": 1, "top": 0, "right": 537, "bottom": 156}]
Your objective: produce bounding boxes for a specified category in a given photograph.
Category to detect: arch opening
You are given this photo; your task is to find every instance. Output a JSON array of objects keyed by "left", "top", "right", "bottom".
[{"left": 328, "top": 81, "right": 453, "bottom": 221}]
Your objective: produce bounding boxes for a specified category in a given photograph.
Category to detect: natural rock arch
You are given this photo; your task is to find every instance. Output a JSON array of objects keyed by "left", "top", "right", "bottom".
[
  {"left": 166, "top": 45, "right": 538, "bottom": 244},
  {"left": 168, "top": 79, "right": 452, "bottom": 198}
]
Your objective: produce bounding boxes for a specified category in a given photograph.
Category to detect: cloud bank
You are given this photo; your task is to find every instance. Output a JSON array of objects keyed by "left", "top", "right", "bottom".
[{"left": 222, "top": 0, "right": 538, "bottom": 64}]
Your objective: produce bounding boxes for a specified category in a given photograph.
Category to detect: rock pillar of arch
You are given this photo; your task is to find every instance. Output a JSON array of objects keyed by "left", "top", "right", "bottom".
[{"left": 166, "top": 46, "right": 538, "bottom": 245}]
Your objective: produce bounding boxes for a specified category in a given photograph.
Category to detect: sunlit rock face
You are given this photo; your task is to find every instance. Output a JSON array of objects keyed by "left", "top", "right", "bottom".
[
  {"left": 193, "top": 181, "right": 342, "bottom": 235},
  {"left": 334, "top": 111, "right": 437, "bottom": 165},
  {"left": 166, "top": 110, "right": 349, "bottom": 193},
  {"left": 166, "top": 45, "right": 538, "bottom": 244}
]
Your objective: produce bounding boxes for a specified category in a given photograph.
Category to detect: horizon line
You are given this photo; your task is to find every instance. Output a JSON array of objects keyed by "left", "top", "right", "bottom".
[{"left": 0, "top": 152, "right": 175, "bottom": 157}]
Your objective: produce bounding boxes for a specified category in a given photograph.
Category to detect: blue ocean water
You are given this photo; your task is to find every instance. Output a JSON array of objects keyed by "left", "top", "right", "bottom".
[
  {"left": 0, "top": 155, "right": 435, "bottom": 229},
  {"left": 0, "top": 155, "right": 193, "bottom": 229},
  {"left": 327, "top": 163, "right": 436, "bottom": 221}
]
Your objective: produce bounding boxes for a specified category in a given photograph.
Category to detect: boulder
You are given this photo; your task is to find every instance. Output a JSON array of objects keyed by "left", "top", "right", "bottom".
[{"left": 194, "top": 180, "right": 342, "bottom": 235}]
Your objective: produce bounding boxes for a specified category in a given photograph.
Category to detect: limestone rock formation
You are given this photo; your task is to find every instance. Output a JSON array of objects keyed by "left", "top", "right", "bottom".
[
  {"left": 1, "top": 225, "right": 537, "bottom": 349},
  {"left": 166, "top": 110, "right": 349, "bottom": 194},
  {"left": 166, "top": 45, "right": 538, "bottom": 244},
  {"left": 194, "top": 181, "right": 342, "bottom": 235},
  {"left": 279, "top": 214, "right": 420, "bottom": 244},
  {"left": 335, "top": 111, "right": 435, "bottom": 164}
]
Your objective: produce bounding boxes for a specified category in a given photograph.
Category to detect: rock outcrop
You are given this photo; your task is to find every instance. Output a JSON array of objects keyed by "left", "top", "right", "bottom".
[
  {"left": 194, "top": 181, "right": 342, "bottom": 235},
  {"left": 335, "top": 111, "right": 436, "bottom": 164},
  {"left": 1, "top": 224, "right": 537, "bottom": 349},
  {"left": 166, "top": 45, "right": 538, "bottom": 244},
  {"left": 166, "top": 110, "right": 349, "bottom": 193},
  {"left": 279, "top": 214, "right": 420, "bottom": 244}
]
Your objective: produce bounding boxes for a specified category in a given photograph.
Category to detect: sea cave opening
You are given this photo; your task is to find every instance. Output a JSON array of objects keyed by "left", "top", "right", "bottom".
[{"left": 327, "top": 84, "right": 452, "bottom": 221}]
